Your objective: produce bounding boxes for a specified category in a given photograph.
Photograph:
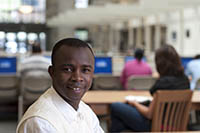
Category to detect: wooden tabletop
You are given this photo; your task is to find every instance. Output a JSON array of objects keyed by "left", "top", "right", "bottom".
[
  {"left": 82, "top": 90, "right": 200, "bottom": 105},
  {"left": 82, "top": 90, "right": 200, "bottom": 116},
  {"left": 192, "top": 91, "right": 200, "bottom": 103},
  {"left": 82, "top": 90, "right": 151, "bottom": 104}
]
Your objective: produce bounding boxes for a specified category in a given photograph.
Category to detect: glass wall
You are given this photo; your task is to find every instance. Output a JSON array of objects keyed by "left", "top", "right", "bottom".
[
  {"left": 0, "top": 0, "right": 46, "bottom": 24},
  {"left": 74, "top": 29, "right": 88, "bottom": 41},
  {"left": 0, "top": 31, "right": 46, "bottom": 53}
]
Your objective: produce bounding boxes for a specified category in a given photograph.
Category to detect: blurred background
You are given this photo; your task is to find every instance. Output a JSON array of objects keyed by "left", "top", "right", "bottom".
[{"left": 1, "top": 0, "right": 200, "bottom": 132}]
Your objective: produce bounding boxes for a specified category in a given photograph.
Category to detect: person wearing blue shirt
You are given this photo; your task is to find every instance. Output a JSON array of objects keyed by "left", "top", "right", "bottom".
[{"left": 185, "top": 54, "right": 200, "bottom": 90}]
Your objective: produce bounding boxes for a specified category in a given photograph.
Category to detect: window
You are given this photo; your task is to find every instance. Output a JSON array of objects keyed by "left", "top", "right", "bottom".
[
  {"left": 5, "top": 32, "right": 17, "bottom": 53},
  {"left": 75, "top": 0, "right": 89, "bottom": 8},
  {"left": 17, "top": 32, "right": 27, "bottom": 53},
  {"left": 186, "top": 29, "right": 190, "bottom": 38},
  {"left": 172, "top": 31, "right": 177, "bottom": 42},
  {"left": 0, "top": 0, "right": 46, "bottom": 23},
  {"left": 0, "top": 31, "right": 46, "bottom": 53},
  {"left": 0, "top": 31, "right": 5, "bottom": 48},
  {"left": 75, "top": 29, "right": 88, "bottom": 41},
  {"left": 17, "top": 32, "right": 27, "bottom": 41}
]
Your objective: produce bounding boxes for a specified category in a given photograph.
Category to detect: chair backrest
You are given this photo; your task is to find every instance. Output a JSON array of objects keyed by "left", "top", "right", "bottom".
[
  {"left": 151, "top": 90, "right": 193, "bottom": 132},
  {"left": 127, "top": 76, "right": 156, "bottom": 90},
  {"left": 20, "top": 68, "right": 51, "bottom": 101},
  {"left": 0, "top": 75, "right": 19, "bottom": 102},
  {"left": 92, "top": 75, "right": 122, "bottom": 90}
]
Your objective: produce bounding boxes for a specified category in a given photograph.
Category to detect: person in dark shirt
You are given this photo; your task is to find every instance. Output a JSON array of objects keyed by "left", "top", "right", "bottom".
[
  {"left": 150, "top": 44, "right": 190, "bottom": 95},
  {"left": 110, "top": 44, "right": 190, "bottom": 132}
]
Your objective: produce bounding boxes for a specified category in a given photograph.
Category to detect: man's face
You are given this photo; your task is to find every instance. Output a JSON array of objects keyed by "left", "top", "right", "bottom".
[{"left": 49, "top": 45, "right": 94, "bottom": 109}]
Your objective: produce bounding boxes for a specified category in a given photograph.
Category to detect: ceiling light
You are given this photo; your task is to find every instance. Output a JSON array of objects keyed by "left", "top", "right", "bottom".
[{"left": 19, "top": 5, "right": 33, "bottom": 14}]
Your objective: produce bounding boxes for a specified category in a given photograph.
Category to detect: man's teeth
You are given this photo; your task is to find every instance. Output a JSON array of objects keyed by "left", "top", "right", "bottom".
[{"left": 73, "top": 88, "right": 80, "bottom": 91}]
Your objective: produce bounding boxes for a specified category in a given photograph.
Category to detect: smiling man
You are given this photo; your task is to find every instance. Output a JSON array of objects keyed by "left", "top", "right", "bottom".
[{"left": 16, "top": 38, "right": 104, "bottom": 133}]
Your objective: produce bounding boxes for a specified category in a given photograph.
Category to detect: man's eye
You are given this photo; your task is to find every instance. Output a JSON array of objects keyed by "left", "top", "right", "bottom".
[
  {"left": 63, "top": 68, "right": 72, "bottom": 72},
  {"left": 83, "top": 68, "right": 91, "bottom": 73}
]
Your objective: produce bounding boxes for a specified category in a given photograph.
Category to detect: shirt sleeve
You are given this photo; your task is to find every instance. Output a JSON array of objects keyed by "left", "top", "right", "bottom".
[{"left": 19, "top": 117, "right": 57, "bottom": 133}]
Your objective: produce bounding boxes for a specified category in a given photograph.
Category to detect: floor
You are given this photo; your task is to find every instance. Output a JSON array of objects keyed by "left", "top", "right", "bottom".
[
  {"left": 0, "top": 119, "right": 108, "bottom": 133},
  {"left": 0, "top": 110, "right": 199, "bottom": 133},
  {"left": 0, "top": 103, "right": 110, "bottom": 133},
  {"left": 0, "top": 107, "right": 18, "bottom": 133},
  {"left": 0, "top": 112, "right": 108, "bottom": 133},
  {"left": 0, "top": 120, "right": 17, "bottom": 133}
]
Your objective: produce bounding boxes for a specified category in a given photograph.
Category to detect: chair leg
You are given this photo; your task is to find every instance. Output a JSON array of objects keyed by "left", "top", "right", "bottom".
[
  {"left": 196, "top": 111, "right": 200, "bottom": 123},
  {"left": 18, "top": 95, "right": 23, "bottom": 122},
  {"left": 190, "top": 110, "right": 197, "bottom": 124}
]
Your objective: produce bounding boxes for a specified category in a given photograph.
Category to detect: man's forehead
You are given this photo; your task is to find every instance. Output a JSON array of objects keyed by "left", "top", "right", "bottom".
[
  {"left": 58, "top": 45, "right": 86, "bottom": 51},
  {"left": 55, "top": 45, "right": 93, "bottom": 59},
  {"left": 60, "top": 45, "right": 93, "bottom": 56}
]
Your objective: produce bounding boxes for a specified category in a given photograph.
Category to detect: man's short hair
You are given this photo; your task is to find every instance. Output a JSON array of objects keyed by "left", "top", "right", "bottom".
[{"left": 51, "top": 38, "right": 94, "bottom": 65}]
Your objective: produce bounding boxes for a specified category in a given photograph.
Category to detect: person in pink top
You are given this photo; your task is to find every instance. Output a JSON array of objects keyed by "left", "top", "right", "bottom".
[{"left": 120, "top": 48, "right": 152, "bottom": 89}]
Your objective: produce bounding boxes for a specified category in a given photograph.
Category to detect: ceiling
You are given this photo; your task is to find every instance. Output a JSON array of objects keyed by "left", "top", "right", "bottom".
[{"left": 47, "top": 0, "right": 200, "bottom": 28}]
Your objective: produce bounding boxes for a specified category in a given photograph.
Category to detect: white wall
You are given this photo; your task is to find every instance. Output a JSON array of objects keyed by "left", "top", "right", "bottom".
[{"left": 166, "top": 8, "right": 200, "bottom": 57}]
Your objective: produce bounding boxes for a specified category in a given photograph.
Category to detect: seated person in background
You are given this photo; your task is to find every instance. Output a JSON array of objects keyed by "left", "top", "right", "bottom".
[
  {"left": 16, "top": 38, "right": 104, "bottom": 133},
  {"left": 120, "top": 48, "right": 152, "bottom": 89},
  {"left": 19, "top": 43, "right": 50, "bottom": 74},
  {"left": 110, "top": 44, "right": 190, "bottom": 132},
  {"left": 185, "top": 54, "right": 200, "bottom": 90}
]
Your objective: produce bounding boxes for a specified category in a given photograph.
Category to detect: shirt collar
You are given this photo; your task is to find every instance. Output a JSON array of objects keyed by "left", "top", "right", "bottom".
[{"left": 50, "top": 87, "right": 84, "bottom": 122}]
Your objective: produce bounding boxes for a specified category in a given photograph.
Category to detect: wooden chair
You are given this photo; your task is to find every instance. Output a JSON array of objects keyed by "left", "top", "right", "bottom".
[
  {"left": 127, "top": 76, "right": 157, "bottom": 90},
  {"left": 18, "top": 68, "right": 51, "bottom": 120},
  {"left": 151, "top": 90, "right": 193, "bottom": 132},
  {"left": 0, "top": 75, "right": 19, "bottom": 103}
]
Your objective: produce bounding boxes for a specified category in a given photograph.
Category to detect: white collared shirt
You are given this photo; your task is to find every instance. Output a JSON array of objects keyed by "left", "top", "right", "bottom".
[
  {"left": 19, "top": 54, "right": 51, "bottom": 72},
  {"left": 19, "top": 88, "right": 104, "bottom": 133}
]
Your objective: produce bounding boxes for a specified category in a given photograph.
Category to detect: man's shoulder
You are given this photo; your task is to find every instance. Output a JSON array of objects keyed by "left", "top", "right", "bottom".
[{"left": 23, "top": 89, "right": 53, "bottom": 114}]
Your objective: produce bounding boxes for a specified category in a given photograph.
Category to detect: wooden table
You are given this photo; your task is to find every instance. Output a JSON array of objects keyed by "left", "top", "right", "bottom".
[
  {"left": 82, "top": 90, "right": 200, "bottom": 115},
  {"left": 191, "top": 91, "right": 200, "bottom": 110}
]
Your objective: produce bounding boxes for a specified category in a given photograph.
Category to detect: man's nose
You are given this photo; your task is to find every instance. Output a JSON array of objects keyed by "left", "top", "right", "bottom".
[{"left": 71, "top": 70, "right": 83, "bottom": 82}]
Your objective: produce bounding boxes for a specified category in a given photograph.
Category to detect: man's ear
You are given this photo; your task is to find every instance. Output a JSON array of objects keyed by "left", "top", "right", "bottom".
[{"left": 48, "top": 65, "right": 53, "bottom": 78}]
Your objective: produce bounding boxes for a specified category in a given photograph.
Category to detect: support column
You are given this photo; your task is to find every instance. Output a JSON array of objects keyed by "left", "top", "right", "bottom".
[
  {"left": 136, "top": 27, "right": 142, "bottom": 48},
  {"left": 114, "top": 29, "right": 121, "bottom": 53},
  {"left": 180, "top": 10, "right": 184, "bottom": 55},
  {"left": 109, "top": 26, "right": 114, "bottom": 53},
  {"left": 155, "top": 16, "right": 161, "bottom": 50},
  {"left": 155, "top": 25, "right": 161, "bottom": 50},
  {"left": 145, "top": 25, "right": 151, "bottom": 53},
  {"left": 128, "top": 27, "right": 133, "bottom": 49},
  {"left": 102, "top": 25, "right": 109, "bottom": 53}
]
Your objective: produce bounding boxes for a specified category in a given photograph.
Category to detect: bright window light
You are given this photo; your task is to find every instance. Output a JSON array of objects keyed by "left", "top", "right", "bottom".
[
  {"left": 75, "top": 0, "right": 88, "bottom": 8},
  {"left": 0, "top": 32, "right": 5, "bottom": 40},
  {"left": 5, "top": 41, "right": 18, "bottom": 53},
  {"left": 17, "top": 32, "right": 27, "bottom": 41},
  {"left": 19, "top": 5, "right": 33, "bottom": 14}
]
